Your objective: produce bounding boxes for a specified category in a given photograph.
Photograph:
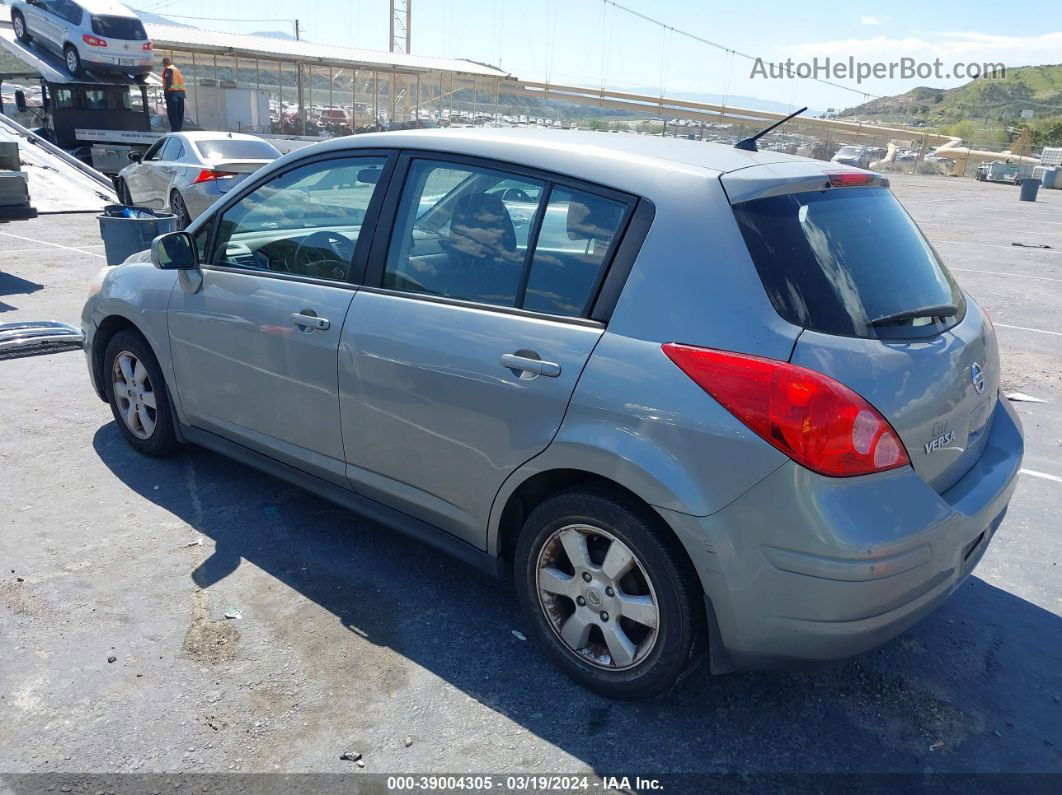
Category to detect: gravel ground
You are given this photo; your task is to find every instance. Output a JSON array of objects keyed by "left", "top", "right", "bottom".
[{"left": 1, "top": 173, "right": 1060, "bottom": 779}]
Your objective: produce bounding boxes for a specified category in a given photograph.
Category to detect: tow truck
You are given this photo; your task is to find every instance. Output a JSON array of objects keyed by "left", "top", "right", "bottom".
[{"left": 0, "top": 17, "right": 161, "bottom": 176}]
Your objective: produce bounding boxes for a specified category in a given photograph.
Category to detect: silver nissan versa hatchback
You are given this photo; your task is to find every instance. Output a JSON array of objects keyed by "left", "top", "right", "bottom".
[{"left": 81, "top": 129, "right": 1024, "bottom": 698}]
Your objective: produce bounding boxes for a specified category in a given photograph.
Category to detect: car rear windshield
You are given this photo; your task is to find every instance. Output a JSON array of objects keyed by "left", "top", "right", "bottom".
[
  {"left": 91, "top": 16, "right": 148, "bottom": 40},
  {"left": 733, "top": 187, "right": 964, "bottom": 339},
  {"left": 194, "top": 140, "right": 281, "bottom": 161}
]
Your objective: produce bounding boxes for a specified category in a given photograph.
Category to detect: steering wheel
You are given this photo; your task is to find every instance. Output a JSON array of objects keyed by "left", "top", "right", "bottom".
[
  {"left": 502, "top": 187, "right": 534, "bottom": 203},
  {"left": 292, "top": 230, "right": 354, "bottom": 280}
]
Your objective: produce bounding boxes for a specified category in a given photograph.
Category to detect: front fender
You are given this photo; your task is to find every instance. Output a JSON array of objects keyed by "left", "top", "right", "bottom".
[{"left": 85, "top": 262, "right": 181, "bottom": 414}]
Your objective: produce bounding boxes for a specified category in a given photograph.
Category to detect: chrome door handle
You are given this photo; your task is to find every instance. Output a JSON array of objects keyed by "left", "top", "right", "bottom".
[
  {"left": 500, "top": 353, "right": 561, "bottom": 378},
  {"left": 290, "top": 312, "right": 330, "bottom": 331}
]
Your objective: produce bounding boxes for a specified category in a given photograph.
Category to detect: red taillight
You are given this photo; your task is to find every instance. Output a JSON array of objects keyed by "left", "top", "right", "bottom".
[
  {"left": 827, "top": 172, "right": 872, "bottom": 187},
  {"left": 192, "top": 169, "right": 237, "bottom": 184},
  {"left": 82, "top": 34, "right": 108, "bottom": 47},
  {"left": 662, "top": 344, "right": 910, "bottom": 477},
  {"left": 143, "top": 41, "right": 154, "bottom": 51}
]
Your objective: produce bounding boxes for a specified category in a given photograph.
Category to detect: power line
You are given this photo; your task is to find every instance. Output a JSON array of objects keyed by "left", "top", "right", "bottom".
[{"left": 597, "top": 0, "right": 878, "bottom": 100}]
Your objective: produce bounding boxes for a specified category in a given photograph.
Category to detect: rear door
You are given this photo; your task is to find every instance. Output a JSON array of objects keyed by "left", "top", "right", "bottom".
[
  {"left": 152, "top": 136, "right": 186, "bottom": 208},
  {"left": 339, "top": 154, "right": 635, "bottom": 546},
  {"left": 125, "top": 136, "right": 167, "bottom": 207},
  {"left": 29, "top": 0, "right": 62, "bottom": 49},
  {"left": 726, "top": 165, "right": 997, "bottom": 492}
]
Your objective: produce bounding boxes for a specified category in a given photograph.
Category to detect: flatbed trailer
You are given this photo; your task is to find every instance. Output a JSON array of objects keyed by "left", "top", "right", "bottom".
[{"left": 0, "top": 19, "right": 162, "bottom": 175}]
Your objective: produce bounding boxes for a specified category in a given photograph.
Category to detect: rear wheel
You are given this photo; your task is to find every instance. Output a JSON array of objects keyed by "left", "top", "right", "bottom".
[
  {"left": 116, "top": 178, "right": 133, "bottom": 206},
  {"left": 63, "top": 45, "right": 82, "bottom": 77},
  {"left": 104, "top": 330, "right": 179, "bottom": 457},
  {"left": 12, "top": 11, "right": 31, "bottom": 43},
  {"left": 170, "top": 190, "right": 191, "bottom": 230},
  {"left": 514, "top": 489, "right": 704, "bottom": 699}
]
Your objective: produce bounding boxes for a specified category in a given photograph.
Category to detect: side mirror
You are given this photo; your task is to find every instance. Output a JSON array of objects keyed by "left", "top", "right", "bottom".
[
  {"left": 15, "top": 90, "right": 27, "bottom": 114},
  {"left": 128, "top": 150, "right": 142, "bottom": 163},
  {"left": 151, "top": 231, "right": 198, "bottom": 270}
]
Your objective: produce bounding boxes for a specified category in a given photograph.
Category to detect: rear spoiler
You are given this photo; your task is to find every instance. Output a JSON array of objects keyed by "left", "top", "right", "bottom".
[{"left": 721, "top": 160, "right": 889, "bottom": 205}]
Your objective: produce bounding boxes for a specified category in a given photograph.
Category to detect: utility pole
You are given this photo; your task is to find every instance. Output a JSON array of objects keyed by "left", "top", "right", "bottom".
[
  {"left": 390, "top": 0, "right": 411, "bottom": 54},
  {"left": 294, "top": 19, "right": 300, "bottom": 41}
]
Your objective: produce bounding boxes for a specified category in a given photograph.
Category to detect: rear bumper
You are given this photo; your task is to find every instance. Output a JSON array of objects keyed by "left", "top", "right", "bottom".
[
  {"left": 82, "top": 57, "right": 154, "bottom": 77},
  {"left": 663, "top": 396, "right": 1024, "bottom": 671}
]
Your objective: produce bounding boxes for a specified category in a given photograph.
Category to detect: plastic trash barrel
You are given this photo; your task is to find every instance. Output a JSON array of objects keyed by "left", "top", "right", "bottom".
[
  {"left": 1042, "top": 168, "right": 1059, "bottom": 189},
  {"left": 97, "top": 205, "right": 178, "bottom": 265},
  {"left": 1018, "top": 178, "right": 1041, "bottom": 202}
]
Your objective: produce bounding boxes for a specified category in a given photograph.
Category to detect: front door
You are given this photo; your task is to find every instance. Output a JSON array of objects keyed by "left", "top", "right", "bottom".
[
  {"left": 339, "top": 157, "right": 633, "bottom": 545},
  {"left": 167, "top": 153, "right": 391, "bottom": 483}
]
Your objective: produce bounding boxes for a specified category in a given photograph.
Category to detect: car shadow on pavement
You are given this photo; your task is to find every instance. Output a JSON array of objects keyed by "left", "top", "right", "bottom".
[
  {"left": 92, "top": 423, "right": 1062, "bottom": 774},
  {"left": 0, "top": 271, "right": 44, "bottom": 312}
]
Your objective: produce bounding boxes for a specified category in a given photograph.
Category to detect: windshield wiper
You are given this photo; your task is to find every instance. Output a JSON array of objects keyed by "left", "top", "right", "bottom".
[{"left": 870, "top": 304, "right": 959, "bottom": 327}]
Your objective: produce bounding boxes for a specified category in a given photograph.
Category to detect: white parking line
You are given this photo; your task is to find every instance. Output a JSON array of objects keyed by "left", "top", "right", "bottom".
[
  {"left": 918, "top": 221, "right": 1046, "bottom": 237},
  {"left": 951, "top": 267, "right": 1062, "bottom": 283},
  {"left": 0, "top": 231, "right": 105, "bottom": 258},
  {"left": 1022, "top": 469, "right": 1062, "bottom": 484},
  {"left": 996, "top": 323, "right": 1062, "bottom": 337},
  {"left": 0, "top": 244, "right": 105, "bottom": 255}
]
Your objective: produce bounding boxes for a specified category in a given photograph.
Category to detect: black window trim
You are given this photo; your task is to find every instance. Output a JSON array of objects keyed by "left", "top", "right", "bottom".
[
  {"left": 363, "top": 148, "right": 642, "bottom": 324},
  {"left": 196, "top": 149, "right": 399, "bottom": 289}
]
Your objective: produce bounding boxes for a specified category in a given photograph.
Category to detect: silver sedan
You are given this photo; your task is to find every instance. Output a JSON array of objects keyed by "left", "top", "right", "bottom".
[{"left": 116, "top": 132, "right": 280, "bottom": 229}]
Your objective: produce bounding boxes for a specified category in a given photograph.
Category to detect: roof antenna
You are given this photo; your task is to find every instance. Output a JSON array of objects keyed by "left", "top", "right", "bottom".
[{"left": 734, "top": 106, "right": 808, "bottom": 152}]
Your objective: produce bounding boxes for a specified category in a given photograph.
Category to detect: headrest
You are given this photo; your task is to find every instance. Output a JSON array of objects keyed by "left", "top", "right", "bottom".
[{"left": 448, "top": 193, "right": 517, "bottom": 257}]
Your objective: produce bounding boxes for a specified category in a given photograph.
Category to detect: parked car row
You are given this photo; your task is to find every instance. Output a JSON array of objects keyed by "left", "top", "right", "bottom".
[{"left": 85, "top": 129, "right": 1023, "bottom": 698}]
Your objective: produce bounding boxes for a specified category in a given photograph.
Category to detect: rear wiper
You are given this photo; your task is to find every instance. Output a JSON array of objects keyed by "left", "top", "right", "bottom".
[{"left": 870, "top": 304, "right": 959, "bottom": 327}]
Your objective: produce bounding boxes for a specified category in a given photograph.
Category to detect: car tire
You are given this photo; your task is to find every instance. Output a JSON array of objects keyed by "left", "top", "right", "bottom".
[
  {"left": 170, "top": 191, "right": 191, "bottom": 230},
  {"left": 63, "top": 45, "right": 83, "bottom": 77},
  {"left": 514, "top": 489, "right": 705, "bottom": 699},
  {"left": 12, "top": 11, "right": 32, "bottom": 43},
  {"left": 116, "top": 178, "right": 132, "bottom": 206},
  {"left": 103, "top": 329, "right": 180, "bottom": 457}
]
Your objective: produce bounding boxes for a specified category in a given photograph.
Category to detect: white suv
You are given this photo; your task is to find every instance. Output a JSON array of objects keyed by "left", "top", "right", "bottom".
[{"left": 10, "top": 0, "right": 154, "bottom": 79}]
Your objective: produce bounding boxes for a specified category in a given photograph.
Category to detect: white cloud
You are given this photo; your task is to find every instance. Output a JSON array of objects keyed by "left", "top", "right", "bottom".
[
  {"left": 786, "top": 30, "right": 1062, "bottom": 73},
  {"left": 859, "top": 16, "right": 888, "bottom": 25}
]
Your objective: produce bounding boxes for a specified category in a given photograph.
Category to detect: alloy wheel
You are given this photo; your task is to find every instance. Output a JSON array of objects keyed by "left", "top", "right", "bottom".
[
  {"left": 172, "top": 192, "right": 190, "bottom": 230},
  {"left": 536, "top": 524, "right": 660, "bottom": 670},
  {"left": 65, "top": 49, "right": 78, "bottom": 73},
  {"left": 111, "top": 351, "right": 157, "bottom": 440},
  {"left": 13, "top": 16, "right": 24, "bottom": 38}
]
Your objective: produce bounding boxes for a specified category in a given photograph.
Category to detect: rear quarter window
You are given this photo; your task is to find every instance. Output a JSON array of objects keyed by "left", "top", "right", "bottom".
[{"left": 732, "top": 187, "right": 964, "bottom": 339}]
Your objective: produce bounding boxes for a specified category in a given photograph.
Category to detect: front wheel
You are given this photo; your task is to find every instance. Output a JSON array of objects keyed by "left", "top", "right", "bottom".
[
  {"left": 12, "top": 12, "right": 32, "bottom": 43},
  {"left": 64, "top": 45, "right": 82, "bottom": 77},
  {"left": 104, "top": 330, "right": 179, "bottom": 457},
  {"left": 514, "top": 490, "right": 704, "bottom": 699}
]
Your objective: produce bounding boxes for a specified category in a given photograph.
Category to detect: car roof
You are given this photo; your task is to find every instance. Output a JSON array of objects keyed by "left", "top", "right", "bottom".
[
  {"left": 311, "top": 127, "right": 810, "bottom": 183},
  {"left": 177, "top": 132, "right": 273, "bottom": 144},
  {"left": 75, "top": 0, "right": 140, "bottom": 17}
]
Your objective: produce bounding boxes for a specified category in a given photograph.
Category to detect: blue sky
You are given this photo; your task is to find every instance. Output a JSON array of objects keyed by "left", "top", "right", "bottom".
[{"left": 135, "top": 0, "right": 1062, "bottom": 110}]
